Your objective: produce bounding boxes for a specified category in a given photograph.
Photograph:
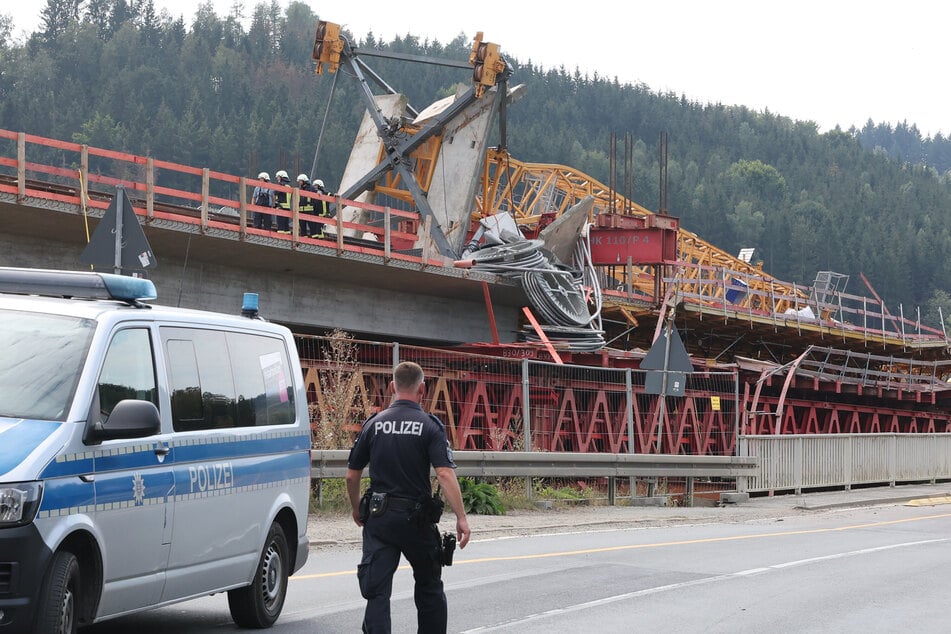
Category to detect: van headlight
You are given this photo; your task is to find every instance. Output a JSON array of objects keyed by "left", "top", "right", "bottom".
[{"left": 0, "top": 482, "right": 43, "bottom": 526}]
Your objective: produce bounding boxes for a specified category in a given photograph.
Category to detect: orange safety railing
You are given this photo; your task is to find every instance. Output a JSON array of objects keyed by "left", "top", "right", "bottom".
[{"left": 0, "top": 128, "right": 447, "bottom": 268}]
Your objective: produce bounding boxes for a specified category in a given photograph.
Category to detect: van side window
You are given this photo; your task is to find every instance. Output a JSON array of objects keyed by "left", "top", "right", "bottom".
[
  {"left": 166, "top": 339, "right": 205, "bottom": 426},
  {"left": 165, "top": 329, "right": 238, "bottom": 431},
  {"left": 227, "top": 331, "right": 296, "bottom": 426},
  {"left": 98, "top": 328, "right": 157, "bottom": 421},
  {"left": 162, "top": 327, "right": 294, "bottom": 430}
]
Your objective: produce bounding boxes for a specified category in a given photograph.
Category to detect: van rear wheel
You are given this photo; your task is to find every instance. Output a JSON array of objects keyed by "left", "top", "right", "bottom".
[
  {"left": 228, "top": 522, "right": 289, "bottom": 628},
  {"left": 35, "top": 550, "right": 80, "bottom": 634}
]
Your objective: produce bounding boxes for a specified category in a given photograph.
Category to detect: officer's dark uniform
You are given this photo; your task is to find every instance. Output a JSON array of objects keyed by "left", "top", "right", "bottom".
[{"left": 348, "top": 399, "right": 455, "bottom": 634}]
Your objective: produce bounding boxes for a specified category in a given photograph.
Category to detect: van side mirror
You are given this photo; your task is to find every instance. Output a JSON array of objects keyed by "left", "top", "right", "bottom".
[{"left": 85, "top": 399, "right": 161, "bottom": 444}]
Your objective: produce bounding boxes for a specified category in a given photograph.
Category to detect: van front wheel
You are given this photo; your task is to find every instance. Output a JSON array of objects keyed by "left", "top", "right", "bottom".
[
  {"left": 35, "top": 550, "right": 80, "bottom": 634},
  {"left": 228, "top": 522, "right": 289, "bottom": 628}
]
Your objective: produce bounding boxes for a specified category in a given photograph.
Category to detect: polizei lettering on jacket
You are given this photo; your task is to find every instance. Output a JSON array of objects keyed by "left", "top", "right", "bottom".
[
  {"left": 374, "top": 420, "right": 423, "bottom": 436},
  {"left": 188, "top": 462, "right": 234, "bottom": 493}
]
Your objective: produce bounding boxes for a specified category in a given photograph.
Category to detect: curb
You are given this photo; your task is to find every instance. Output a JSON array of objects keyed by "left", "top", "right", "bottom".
[{"left": 794, "top": 494, "right": 948, "bottom": 511}]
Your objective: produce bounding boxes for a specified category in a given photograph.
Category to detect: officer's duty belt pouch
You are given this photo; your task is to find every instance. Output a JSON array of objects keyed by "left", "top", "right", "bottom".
[
  {"left": 369, "top": 492, "right": 388, "bottom": 517},
  {"left": 359, "top": 490, "right": 372, "bottom": 523}
]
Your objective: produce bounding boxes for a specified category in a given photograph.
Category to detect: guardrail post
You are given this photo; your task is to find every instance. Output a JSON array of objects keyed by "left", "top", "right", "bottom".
[
  {"left": 522, "top": 359, "right": 531, "bottom": 452},
  {"left": 17, "top": 132, "right": 25, "bottom": 200},
  {"left": 392, "top": 342, "right": 400, "bottom": 369},
  {"left": 384, "top": 206, "right": 391, "bottom": 262},
  {"left": 80, "top": 145, "right": 89, "bottom": 204},
  {"left": 239, "top": 177, "right": 248, "bottom": 239},
  {"left": 421, "top": 216, "right": 432, "bottom": 269},
  {"left": 686, "top": 476, "right": 694, "bottom": 507},
  {"left": 146, "top": 157, "right": 155, "bottom": 220},
  {"left": 608, "top": 477, "right": 616, "bottom": 506},
  {"left": 335, "top": 195, "right": 344, "bottom": 254},
  {"left": 200, "top": 167, "right": 210, "bottom": 231}
]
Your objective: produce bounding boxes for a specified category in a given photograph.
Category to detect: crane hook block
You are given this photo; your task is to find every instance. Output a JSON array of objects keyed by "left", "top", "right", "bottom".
[
  {"left": 313, "top": 20, "right": 344, "bottom": 74},
  {"left": 469, "top": 32, "right": 505, "bottom": 97}
]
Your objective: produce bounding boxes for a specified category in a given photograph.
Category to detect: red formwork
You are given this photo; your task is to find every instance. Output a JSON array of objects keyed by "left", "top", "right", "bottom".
[
  {"left": 297, "top": 335, "right": 951, "bottom": 456},
  {"left": 297, "top": 335, "right": 739, "bottom": 455}
]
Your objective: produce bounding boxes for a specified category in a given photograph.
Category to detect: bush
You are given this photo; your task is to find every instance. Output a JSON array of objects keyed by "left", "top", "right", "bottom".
[
  {"left": 310, "top": 477, "right": 359, "bottom": 514},
  {"left": 459, "top": 477, "right": 505, "bottom": 515},
  {"left": 532, "top": 478, "right": 600, "bottom": 502}
]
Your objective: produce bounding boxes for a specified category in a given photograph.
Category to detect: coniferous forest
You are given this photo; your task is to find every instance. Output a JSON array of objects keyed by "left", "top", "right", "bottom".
[{"left": 3, "top": 1, "right": 951, "bottom": 325}]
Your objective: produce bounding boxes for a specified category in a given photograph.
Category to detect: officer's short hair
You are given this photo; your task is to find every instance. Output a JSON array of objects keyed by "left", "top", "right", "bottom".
[{"left": 394, "top": 361, "right": 424, "bottom": 392}]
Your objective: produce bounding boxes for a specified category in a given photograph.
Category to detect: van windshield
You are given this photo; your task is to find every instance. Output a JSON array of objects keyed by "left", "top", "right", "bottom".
[{"left": 0, "top": 309, "right": 96, "bottom": 421}]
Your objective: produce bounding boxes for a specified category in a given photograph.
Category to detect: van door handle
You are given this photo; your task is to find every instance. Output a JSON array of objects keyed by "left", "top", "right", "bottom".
[{"left": 154, "top": 445, "right": 171, "bottom": 456}]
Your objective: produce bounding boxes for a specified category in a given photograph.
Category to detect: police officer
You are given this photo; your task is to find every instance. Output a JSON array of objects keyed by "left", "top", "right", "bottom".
[{"left": 346, "top": 361, "right": 471, "bottom": 634}]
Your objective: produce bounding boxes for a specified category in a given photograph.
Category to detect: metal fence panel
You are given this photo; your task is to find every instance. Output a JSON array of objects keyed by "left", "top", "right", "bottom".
[
  {"left": 801, "top": 436, "right": 849, "bottom": 488},
  {"left": 742, "top": 434, "right": 951, "bottom": 493},
  {"left": 850, "top": 435, "right": 889, "bottom": 485}
]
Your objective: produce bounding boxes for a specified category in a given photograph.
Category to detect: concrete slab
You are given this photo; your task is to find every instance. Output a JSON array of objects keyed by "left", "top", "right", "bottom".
[{"left": 631, "top": 496, "right": 668, "bottom": 507}]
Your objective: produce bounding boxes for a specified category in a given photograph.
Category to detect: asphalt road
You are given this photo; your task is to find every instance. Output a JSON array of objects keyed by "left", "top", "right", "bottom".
[{"left": 84, "top": 501, "right": 951, "bottom": 633}]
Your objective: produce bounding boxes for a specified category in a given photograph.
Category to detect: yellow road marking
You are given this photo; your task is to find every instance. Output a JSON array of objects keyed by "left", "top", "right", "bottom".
[
  {"left": 292, "top": 511, "right": 951, "bottom": 581},
  {"left": 906, "top": 496, "right": 951, "bottom": 506}
]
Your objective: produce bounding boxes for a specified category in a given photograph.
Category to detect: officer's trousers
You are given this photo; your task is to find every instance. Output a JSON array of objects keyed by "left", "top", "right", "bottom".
[{"left": 358, "top": 508, "right": 445, "bottom": 633}]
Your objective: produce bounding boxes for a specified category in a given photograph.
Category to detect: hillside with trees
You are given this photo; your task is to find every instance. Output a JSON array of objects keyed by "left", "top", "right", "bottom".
[{"left": 2, "top": 0, "right": 951, "bottom": 326}]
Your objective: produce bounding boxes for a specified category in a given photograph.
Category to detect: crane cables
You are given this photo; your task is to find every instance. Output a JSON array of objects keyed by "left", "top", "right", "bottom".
[{"left": 460, "top": 233, "right": 605, "bottom": 352}]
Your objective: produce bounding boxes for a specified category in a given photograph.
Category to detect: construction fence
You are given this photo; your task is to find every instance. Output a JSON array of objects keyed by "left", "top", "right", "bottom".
[{"left": 296, "top": 333, "right": 739, "bottom": 456}]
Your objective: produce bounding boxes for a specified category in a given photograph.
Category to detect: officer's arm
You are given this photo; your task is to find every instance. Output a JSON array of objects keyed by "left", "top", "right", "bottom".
[
  {"left": 434, "top": 466, "right": 470, "bottom": 549},
  {"left": 345, "top": 467, "right": 365, "bottom": 527}
]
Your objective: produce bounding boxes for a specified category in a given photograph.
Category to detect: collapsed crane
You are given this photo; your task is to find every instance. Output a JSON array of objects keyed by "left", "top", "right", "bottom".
[
  {"left": 312, "top": 21, "right": 513, "bottom": 258},
  {"left": 310, "top": 20, "right": 799, "bottom": 302}
]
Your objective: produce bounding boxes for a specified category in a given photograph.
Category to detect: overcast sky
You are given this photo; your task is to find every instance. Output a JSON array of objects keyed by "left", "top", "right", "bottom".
[{"left": 5, "top": 0, "right": 948, "bottom": 138}]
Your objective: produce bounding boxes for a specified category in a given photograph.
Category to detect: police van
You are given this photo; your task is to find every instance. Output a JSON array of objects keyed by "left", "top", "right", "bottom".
[{"left": 0, "top": 268, "right": 311, "bottom": 633}]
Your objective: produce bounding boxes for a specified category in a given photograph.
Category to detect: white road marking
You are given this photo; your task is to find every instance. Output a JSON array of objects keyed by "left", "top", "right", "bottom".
[{"left": 460, "top": 538, "right": 949, "bottom": 632}]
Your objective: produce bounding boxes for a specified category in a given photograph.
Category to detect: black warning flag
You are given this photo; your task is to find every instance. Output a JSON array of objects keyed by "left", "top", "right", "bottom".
[{"left": 80, "top": 185, "right": 157, "bottom": 273}]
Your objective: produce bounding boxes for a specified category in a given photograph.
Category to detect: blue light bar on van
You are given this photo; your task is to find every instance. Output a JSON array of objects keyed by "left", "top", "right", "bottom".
[{"left": 0, "top": 267, "right": 157, "bottom": 302}]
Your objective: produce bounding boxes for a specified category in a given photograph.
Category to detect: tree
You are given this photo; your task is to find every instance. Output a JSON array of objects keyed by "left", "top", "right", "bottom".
[
  {"left": 40, "top": 0, "right": 81, "bottom": 41},
  {"left": 84, "top": 0, "right": 112, "bottom": 39}
]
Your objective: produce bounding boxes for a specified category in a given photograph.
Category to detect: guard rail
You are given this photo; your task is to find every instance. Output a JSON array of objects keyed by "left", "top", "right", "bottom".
[{"left": 311, "top": 450, "right": 758, "bottom": 479}]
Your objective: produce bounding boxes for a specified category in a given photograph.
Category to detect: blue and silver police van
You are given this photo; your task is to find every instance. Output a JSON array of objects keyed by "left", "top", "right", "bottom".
[{"left": 0, "top": 268, "right": 311, "bottom": 633}]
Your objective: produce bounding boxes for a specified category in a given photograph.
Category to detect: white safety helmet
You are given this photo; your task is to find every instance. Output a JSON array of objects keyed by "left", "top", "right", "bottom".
[
  {"left": 275, "top": 170, "right": 289, "bottom": 180},
  {"left": 314, "top": 179, "right": 325, "bottom": 188},
  {"left": 297, "top": 173, "right": 310, "bottom": 183},
  {"left": 257, "top": 172, "right": 270, "bottom": 181}
]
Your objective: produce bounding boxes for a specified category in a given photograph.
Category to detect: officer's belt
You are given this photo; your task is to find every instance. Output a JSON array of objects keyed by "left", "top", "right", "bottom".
[{"left": 385, "top": 496, "right": 418, "bottom": 511}]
